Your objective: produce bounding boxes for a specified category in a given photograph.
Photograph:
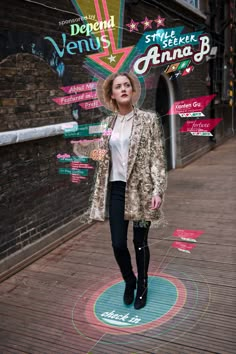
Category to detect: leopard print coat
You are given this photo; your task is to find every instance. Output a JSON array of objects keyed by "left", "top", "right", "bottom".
[{"left": 74, "top": 108, "right": 168, "bottom": 228}]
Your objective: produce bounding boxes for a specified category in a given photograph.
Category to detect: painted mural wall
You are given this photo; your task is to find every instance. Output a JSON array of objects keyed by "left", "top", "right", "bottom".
[{"left": 0, "top": 0, "right": 227, "bottom": 263}]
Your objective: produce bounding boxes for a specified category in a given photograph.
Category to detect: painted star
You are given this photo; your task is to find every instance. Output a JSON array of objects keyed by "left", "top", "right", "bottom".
[
  {"left": 126, "top": 19, "right": 139, "bottom": 32},
  {"left": 141, "top": 17, "right": 153, "bottom": 30},
  {"left": 154, "top": 15, "right": 166, "bottom": 28},
  {"left": 108, "top": 54, "right": 116, "bottom": 63}
]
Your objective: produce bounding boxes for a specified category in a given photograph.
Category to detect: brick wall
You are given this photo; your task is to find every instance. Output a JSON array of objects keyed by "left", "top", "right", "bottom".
[
  {"left": 0, "top": 0, "right": 99, "bottom": 263},
  {"left": 176, "top": 60, "right": 212, "bottom": 166},
  {"left": 0, "top": 53, "right": 72, "bottom": 131},
  {"left": 0, "top": 136, "right": 95, "bottom": 260}
]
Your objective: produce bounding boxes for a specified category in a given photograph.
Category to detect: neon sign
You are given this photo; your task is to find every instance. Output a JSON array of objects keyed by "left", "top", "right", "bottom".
[
  {"left": 44, "top": 32, "right": 111, "bottom": 57},
  {"left": 173, "top": 229, "right": 204, "bottom": 242},
  {"left": 44, "top": 0, "right": 212, "bottom": 80},
  {"left": 53, "top": 81, "right": 101, "bottom": 110},
  {"left": 168, "top": 94, "right": 216, "bottom": 115},
  {"left": 70, "top": 16, "right": 115, "bottom": 37},
  {"left": 133, "top": 31, "right": 211, "bottom": 75},
  {"left": 69, "top": 0, "right": 133, "bottom": 75},
  {"left": 172, "top": 241, "right": 197, "bottom": 253},
  {"left": 179, "top": 118, "right": 222, "bottom": 133},
  {"left": 44, "top": 14, "right": 115, "bottom": 57},
  {"left": 60, "top": 82, "right": 97, "bottom": 94}
]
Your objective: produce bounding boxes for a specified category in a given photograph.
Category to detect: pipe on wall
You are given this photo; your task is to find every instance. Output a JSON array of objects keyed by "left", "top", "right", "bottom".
[
  {"left": 159, "top": 73, "right": 176, "bottom": 169},
  {"left": 0, "top": 122, "right": 78, "bottom": 146}
]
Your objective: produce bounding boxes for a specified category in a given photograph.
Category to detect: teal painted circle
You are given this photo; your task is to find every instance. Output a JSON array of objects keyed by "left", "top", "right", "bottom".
[{"left": 94, "top": 276, "right": 178, "bottom": 328}]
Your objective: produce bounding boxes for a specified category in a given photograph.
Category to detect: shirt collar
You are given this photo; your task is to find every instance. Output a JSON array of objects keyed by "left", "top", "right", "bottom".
[{"left": 117, "top": 110, "right": 134, "bottom": 122}]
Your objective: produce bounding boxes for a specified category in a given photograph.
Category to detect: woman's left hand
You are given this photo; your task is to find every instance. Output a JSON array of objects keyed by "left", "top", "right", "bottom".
[{"left": 150, "top": 195, "right": 162, "bottom": 210}]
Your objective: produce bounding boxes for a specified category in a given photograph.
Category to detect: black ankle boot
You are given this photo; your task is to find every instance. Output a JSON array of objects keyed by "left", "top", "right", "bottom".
[
  {"left": 124, "top": 277, "right": 137, "bottom": 305},
  {"left": 134, "top": 280, "right": 148, "bottom": 310},
  {"left": 113, "top": 247, "right": 137, "bottom": 304}
]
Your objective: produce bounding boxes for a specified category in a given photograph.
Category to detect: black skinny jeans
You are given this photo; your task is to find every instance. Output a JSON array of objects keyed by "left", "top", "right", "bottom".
[{"left": 109, "top": 181, "right": 150, "bottom": 283}]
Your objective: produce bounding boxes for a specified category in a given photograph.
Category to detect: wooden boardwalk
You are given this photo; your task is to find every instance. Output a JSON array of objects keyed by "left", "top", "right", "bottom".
[{"left": 0, "top": 138, "right": 236, "bottom": 354}]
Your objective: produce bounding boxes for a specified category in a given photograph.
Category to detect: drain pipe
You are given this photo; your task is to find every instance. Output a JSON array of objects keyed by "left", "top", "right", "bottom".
[
  {"left": 162, "top": 74, "right": 176, "bottom": 169},
  {"left": 232, "top": 88, "right": 235, "bottom": 135},
  {"left": 232, "top": 0, "right": 236, "bottom": 135},
  {"left": 170, "top": 110, "right": 176, "bottom": 169}
]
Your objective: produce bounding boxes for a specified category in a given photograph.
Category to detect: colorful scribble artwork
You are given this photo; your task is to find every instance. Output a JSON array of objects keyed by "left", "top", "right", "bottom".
[
  {"left": 47, "top": 0, "right": 214, "bottom": 182},
  {"left": 70, "top": 0, "right": 134, "bottom": 75},
  {"left": 172, "top": 241, "right": 197, "bottom": 253},
  {"left": 180, "top": 118, "right": 222, "bottom": 133},
  {"left": 168, "top": 94, "right": 216, "bottom": 115},
  {"left": 63, "top": 123, "right": 107, "bottom": 138},
  {"left": 58, "top": 168, "right": 88, "bottom": 176},
  {"left": 65, "top": 1, "right": 211, "bottom": 77},
  {"left": 90, "top": 149, "right": 107, "bottom": 161},
  {"left": 179, "top": 112, "right": 205, "bottom": 117},
  {"left": 173, "top": 229, "right": 204, "bottom": 242},
  {"left": 57, "top": 153, "right": 92, "bottom": 183},
  {"left": 61, "top": 82, "right": 97, "bottom": 94},
  {"left": 44, "top": 16, "right": 115, "bottom": 57},
  {"left": 52, "top": 81, "right": 101, "bottom": 110},
  {"left": 52, "top": 91, "right": 97, "bottom": 106},
  {"left": 171, "top": 229, "right": 204, "bottom": 253},
  {"left": 191, "top": 132, "right": 213, "bottom": 136}
]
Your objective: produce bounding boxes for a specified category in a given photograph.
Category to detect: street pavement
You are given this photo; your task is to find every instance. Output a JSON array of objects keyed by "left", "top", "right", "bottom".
[{"left": 0, "top": 137, "right": 235, "bottom": 354}]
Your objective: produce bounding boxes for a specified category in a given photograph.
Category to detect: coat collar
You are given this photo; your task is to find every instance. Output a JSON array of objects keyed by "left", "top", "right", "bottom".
[{"left": 126, "top": 107, "right": 143, "bottom": 181}]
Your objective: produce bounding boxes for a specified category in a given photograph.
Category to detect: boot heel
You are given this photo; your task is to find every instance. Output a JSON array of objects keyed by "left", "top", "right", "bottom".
[
  {"left": 124, "top": 278, "right": 136, "bottom": 305},
  {"left": 134, "top": 281, "right": 148, "bottom": 310}
]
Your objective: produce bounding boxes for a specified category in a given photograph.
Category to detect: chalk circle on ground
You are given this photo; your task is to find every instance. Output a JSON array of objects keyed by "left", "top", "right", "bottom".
[
  {"left": 72, "top": 268, "right": 209, "bottom": 348},
  {"left": 85, "top": 273, "right": 186, "bottom": 334}
]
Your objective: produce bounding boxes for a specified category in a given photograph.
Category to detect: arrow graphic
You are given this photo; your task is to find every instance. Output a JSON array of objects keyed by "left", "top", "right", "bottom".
[
  {"left": 87, "top": 0, "right": 133, "bottom": 73},
  {"left": 72, "top": 0, "right": 134, "bottom": 76}
]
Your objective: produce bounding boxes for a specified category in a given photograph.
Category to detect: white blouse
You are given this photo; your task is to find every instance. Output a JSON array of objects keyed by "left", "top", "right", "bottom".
[{"left": 109, "top": 110, "right": 134, "bottom": 182}]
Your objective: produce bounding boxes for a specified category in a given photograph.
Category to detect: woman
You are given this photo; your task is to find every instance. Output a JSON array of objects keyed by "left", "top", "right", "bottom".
[{"left": 73, "top": 72, "right": 167, "bottom": 310}]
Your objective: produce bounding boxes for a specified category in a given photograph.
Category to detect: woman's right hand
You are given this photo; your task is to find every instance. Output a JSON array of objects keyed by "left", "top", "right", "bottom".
[
  {"left": 78, "top": 140, "right": 92, "bottom": 147},
  {"left": 73, "top": 138, "right": 103, "bottom": 157},
  {"left": 73, "top": 142, "right": 89, "bottom": 157}
]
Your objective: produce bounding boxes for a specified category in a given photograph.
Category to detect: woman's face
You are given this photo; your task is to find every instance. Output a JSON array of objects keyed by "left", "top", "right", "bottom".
[{"left": 111, "top": 75, "right": 133, "bottom": 107}]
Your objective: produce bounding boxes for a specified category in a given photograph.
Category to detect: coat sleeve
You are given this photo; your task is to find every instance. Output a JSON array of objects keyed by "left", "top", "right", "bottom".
[{"left": 150, "top": 113, "right": 167, "bottom": 197}]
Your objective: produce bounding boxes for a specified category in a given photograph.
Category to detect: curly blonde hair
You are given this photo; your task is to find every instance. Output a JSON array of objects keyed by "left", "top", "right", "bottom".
[{"left": 103, "top": 72, "right": 136, "bottom": 111}]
